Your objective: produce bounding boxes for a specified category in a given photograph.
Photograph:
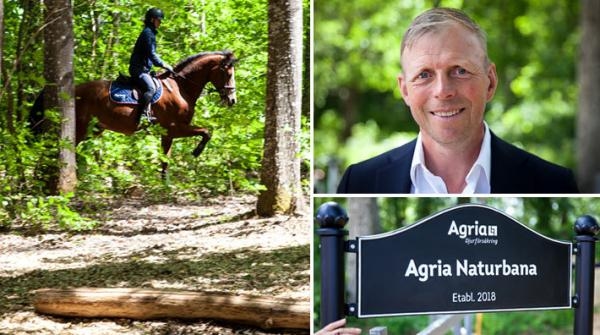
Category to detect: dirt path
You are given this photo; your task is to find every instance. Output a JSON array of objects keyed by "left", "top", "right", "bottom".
[{"left": 0, "top": 196, "right": 310, "bottom": 335}]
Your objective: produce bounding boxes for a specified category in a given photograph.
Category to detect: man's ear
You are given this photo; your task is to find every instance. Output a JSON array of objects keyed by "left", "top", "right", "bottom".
[{"left": 486, "top": 63, "right": 498, "bottom": 102}]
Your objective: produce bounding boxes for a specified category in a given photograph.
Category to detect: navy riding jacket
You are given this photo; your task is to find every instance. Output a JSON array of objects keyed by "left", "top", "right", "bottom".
[{"left": 129, "top": 25, "right": 166, "bottom": 76}]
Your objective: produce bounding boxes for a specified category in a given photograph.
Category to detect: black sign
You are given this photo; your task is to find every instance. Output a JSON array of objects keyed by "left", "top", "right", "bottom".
[{"left": 357, "top": 204, "right": 572, "bottom": 317}]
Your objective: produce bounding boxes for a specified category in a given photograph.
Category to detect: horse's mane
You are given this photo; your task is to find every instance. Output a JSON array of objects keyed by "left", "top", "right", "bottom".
[{"left": 174, "top": 50, "right": 234, "bottom": 73}]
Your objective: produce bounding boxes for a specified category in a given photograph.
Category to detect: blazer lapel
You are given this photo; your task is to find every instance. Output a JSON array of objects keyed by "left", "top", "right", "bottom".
[
  {"left": 374, "top": 139, "right": 416, "bottom": 193},
  {"left": 490, "top": 133, "right": 528, "bottom": 193}
]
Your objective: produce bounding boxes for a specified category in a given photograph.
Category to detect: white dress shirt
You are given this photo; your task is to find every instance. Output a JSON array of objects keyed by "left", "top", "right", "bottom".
[{"left": 410, "top": 123, "right": 492, "bottom": 194}]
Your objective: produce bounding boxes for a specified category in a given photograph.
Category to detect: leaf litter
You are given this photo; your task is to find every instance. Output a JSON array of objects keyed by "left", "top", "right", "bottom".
[{"left": 0, "top": 195, "right": 310, "bottom": 334}]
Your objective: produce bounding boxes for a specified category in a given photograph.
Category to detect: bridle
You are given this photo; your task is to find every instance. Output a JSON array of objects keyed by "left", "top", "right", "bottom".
[
  {"left": 218, "top": 73, "right": 236, "bottom": 96},
  {"left": 216, "top": 62, "right": 236, "bottom": 97}
]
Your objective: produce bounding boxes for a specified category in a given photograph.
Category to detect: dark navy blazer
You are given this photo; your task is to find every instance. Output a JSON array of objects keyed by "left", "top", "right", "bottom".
[
  {"left": 129, "top": 25, "right": 166, "bottom": 76},
  {"left": 336, "top": 133, "right": 579, "bottom": 194}
]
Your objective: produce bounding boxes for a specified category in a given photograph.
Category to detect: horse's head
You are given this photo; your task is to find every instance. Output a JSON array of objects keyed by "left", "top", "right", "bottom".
[
  {"left": 210, "top": 52, "right": 237, "bottom": 106},
  {"left": 172, "top": 51, "right": 238, "bottom": 106}
]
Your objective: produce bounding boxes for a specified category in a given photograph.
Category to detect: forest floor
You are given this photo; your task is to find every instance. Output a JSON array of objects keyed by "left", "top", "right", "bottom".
[{"left": 0, "top": 195, "right": 310, "bottom": 335}]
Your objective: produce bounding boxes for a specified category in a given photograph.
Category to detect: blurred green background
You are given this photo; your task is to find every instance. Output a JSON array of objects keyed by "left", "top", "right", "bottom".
[{"left": 314, "top": 0, "right": 580, "bottom": 193}]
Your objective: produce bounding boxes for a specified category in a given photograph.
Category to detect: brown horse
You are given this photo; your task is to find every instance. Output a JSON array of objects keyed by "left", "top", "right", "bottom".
[{"left": 32, "top": 50, "right": 236, "bottom": 177}]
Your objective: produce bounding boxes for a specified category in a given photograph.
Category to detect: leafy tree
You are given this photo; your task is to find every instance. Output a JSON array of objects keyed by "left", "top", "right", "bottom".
[{"left": 0, "top": 0, "right": 309, "bottom": 228}]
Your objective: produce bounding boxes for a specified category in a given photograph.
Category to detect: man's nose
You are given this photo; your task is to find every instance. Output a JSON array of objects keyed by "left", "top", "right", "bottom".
[{"left": 434, "top": 75, "right": 456, "bottom": 100}]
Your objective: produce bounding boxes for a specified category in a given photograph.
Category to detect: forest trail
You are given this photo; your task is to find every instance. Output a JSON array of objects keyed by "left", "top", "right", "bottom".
[{"left": 0, "top": 195, "right": 310, "bottom": 335}]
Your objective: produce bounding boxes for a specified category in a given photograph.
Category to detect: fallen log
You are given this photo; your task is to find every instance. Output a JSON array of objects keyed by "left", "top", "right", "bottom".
[{"left": 33, "top": 288, "right": 309, "bottom": 330}]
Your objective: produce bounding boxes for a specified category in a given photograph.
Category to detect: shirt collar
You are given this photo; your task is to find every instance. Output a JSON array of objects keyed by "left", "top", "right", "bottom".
[
  {"left": 409, "top": 122, "right": 492, "bottom": 194},
  {"left": 145, "top": 24, "right": 158, "bottom": 34}
]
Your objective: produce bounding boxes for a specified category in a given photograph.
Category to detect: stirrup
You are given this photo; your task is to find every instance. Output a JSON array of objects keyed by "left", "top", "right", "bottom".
[{"left": 142, "top": 105, "right": 157, "bottom": 123}]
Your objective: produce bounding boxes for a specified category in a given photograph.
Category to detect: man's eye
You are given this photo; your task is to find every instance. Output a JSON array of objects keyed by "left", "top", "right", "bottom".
[
  {"left": 417, "top": 71, "right": 431, "bottom": 79},
  {"left": 454, "top": 67, "right": 468, "bottom": 76}
]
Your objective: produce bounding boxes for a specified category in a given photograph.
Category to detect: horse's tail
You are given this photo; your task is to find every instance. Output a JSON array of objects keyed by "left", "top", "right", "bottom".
[
  {"left": 27, "top": 88, "right": 60, "bottom": 195},
  {"left": 29, "top": 89, "right": 47, "bottom": 136}
]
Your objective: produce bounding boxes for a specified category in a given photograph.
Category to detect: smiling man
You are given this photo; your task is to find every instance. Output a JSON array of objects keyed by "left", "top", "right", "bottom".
[{"left": 337, "top": 7, "right": 578, "bottom": 194}]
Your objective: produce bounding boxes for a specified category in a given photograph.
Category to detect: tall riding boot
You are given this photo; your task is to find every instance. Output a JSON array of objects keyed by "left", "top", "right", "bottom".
[{"left": 140, "top": 92, "right": 156, "bottom": 123}]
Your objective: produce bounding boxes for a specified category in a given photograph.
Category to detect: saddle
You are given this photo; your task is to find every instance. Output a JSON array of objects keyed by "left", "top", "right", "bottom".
[{"left": 109, "top": 74, "right": 163, "bottom": 105}]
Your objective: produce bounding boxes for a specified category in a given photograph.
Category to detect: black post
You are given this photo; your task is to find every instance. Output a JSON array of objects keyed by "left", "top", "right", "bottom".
[
  {"left": 574, "top": 215, "right": 599, "bottom": 335},
  {"left": 316, "top": 201, "right": 349, "bottom": 328}
]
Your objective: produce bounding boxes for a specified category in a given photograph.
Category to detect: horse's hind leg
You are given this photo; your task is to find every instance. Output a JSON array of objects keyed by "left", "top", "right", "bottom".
[
  {"left": 75, "top": 100, "right": 105, "bottom": 144},
  {"left": 192, "top": 130, "right": 211, "bottom": 157}
]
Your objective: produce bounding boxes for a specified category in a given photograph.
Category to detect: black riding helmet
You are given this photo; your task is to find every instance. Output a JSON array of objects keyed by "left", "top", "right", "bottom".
[{"left": 145, "top": 8, "right": 164, "bottom": 25}]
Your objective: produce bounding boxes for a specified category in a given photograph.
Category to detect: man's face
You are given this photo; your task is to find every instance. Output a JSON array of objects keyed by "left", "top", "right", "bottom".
[
  {"left": 398, "top": 23, "right": 497, "bottom": 149},
  {"left": 152, "top": 17, "right": 162, "bottom": 29}
]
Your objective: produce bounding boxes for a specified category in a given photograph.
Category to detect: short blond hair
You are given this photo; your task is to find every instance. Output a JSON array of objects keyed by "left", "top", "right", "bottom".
[{"left": 401, "top": 8, "right": 489, "bottom": 65}]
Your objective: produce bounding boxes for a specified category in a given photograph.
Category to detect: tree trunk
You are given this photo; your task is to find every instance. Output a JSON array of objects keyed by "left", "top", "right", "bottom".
[
  {"left": 302, "top": 3, "right": 309, "bottom": 119},
  {"left": 33, "top": 288, "right": 309, "bottom": 330},
  {"left": 346, "top": 198, "right": 380, "bottom": 303},
  {"left": 0, "top": 0, "right": 6, "bottom": 130},
  {"left": 0, "top": 0, "right": 3, "bottom": 86},
  {"left": 43, "top": 0, "right": 76, "bottom": 193},
  {"left": 576, "top": 0, "right": 600, "bottom": 192},
  {"left": 339, "top": 87, "right": 359, "bottom": 143},
  {"left": 256, "top": 0, "right": 304, "bottom": 216}
]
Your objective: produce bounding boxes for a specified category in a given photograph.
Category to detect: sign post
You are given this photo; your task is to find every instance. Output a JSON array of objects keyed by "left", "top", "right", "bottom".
[
  {"left": 316, "top": 202, "right": 349, "bottom": 328},
  {"left": 573, "top": 215, "right": 600, "bottom": 335}
]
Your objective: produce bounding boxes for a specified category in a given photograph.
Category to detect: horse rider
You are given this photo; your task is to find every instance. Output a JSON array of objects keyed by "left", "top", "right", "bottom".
[{"left": 129, "top": 7, "right": 173, "bottom": 123}]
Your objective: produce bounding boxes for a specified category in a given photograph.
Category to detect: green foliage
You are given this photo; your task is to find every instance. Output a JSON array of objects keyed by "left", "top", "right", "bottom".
[
  {"left": 315, "top": 0, "right": 580, "bottom": 185},
  {"left": 0, "top": 119, "right": 95, "bottom": 230},
  {"left": 482, "top": 310, "right": 572, "bottom": 334},
  {"left": 1, "top": 0, "right": 310, "bottom": 229},
  {"left": 0, "top": 193, "right": 96, "bottom": 231}
]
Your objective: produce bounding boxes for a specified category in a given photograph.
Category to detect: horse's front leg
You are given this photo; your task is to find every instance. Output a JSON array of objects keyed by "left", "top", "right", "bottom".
[
  {"left": 161, "top": 136, "right": 173, "bottom": 180},
  {"left": 192, "top": 129, "right": 211, "bottom": 157},
  {"left": 167, "top": 124, "right": 211, "bottom": 158}
]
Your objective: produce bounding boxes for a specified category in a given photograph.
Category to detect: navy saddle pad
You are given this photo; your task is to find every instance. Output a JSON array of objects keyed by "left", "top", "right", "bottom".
[{"left": 109, "top": 77, "right": 163, "bottom": 105}]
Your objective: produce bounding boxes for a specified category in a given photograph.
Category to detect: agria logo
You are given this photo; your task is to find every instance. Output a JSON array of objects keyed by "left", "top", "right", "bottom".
[{"left": 447, "top": 220, "right": 498, "bottom": 239}]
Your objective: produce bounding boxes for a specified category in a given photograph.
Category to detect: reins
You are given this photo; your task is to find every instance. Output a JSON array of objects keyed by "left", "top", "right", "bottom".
[
  {"left": 168, "top": 71, "right": 204, "bottom": 89},
  {"left": 168, "top": 70, "right": 235, "bottom": 96}
]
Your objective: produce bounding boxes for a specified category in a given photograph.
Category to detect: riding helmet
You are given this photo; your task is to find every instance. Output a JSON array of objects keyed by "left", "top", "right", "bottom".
[{"left": 145, "top": 8, "right": 165, "bottom": 21}]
